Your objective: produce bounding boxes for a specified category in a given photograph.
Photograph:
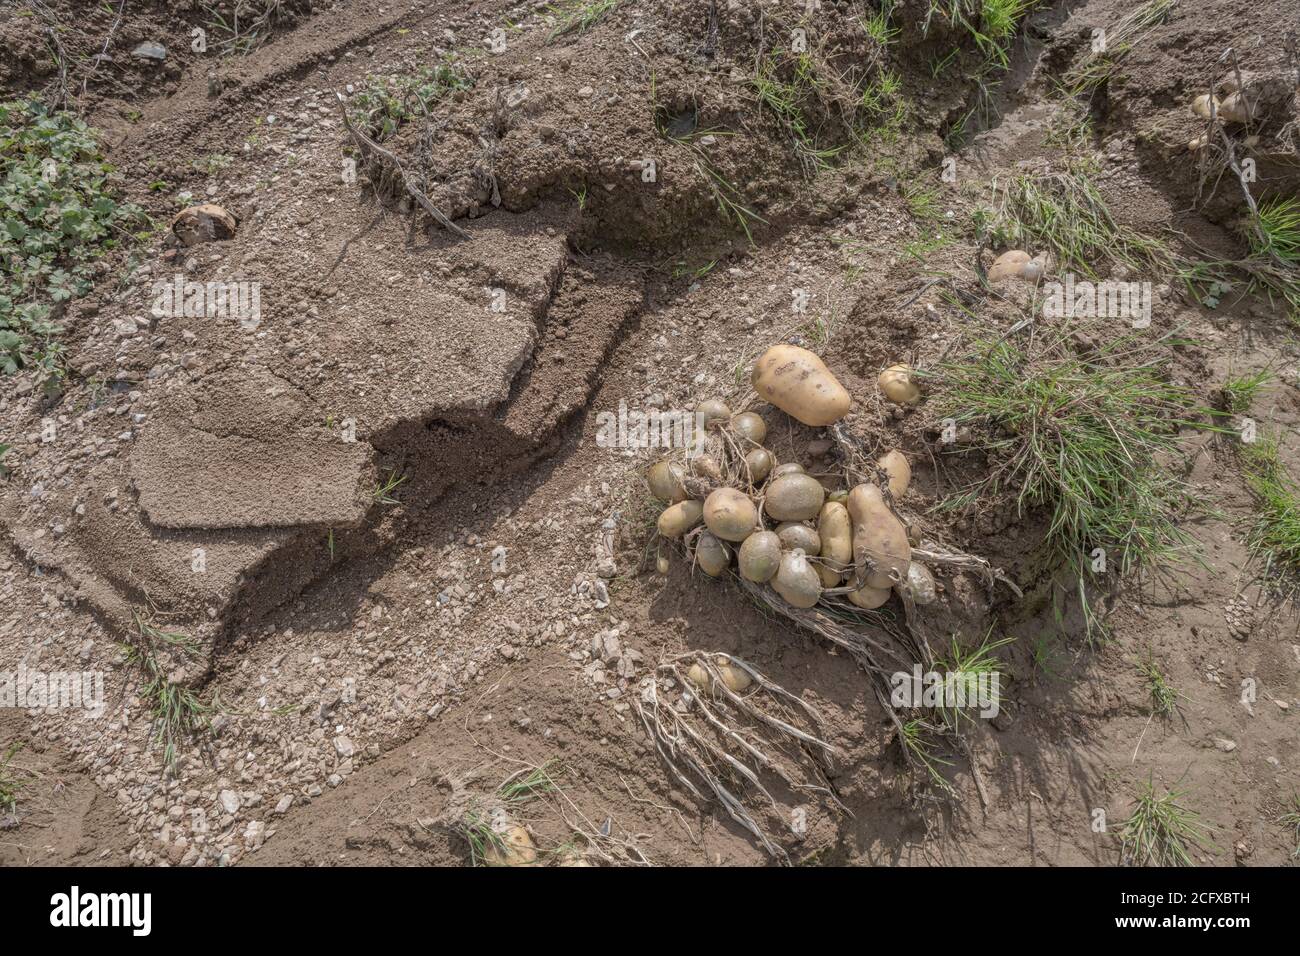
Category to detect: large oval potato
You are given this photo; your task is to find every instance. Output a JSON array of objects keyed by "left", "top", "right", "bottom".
[
  {"left": 703, "top": 487, "right": 757, "bottom": 542},
  {"left": 751, "top": 344, "right": 851, "bottom": 427},
  {"left": 817, "top": 501, "right": 852, "bottom": 573},
  {"left": 657, "top": 500, "right": 704, "bottom": 539},
  {"left": 765, "top": 472, "right": 825, "bottom": 521},
  {"left": 847, "top": 483, "right": 910, "bottom": 588}
]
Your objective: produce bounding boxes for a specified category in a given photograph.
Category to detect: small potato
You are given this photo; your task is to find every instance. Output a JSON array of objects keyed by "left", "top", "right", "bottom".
[
  {"left": 1188, "top": 133, "right": 1208, "bottom": 151},
  {"left": 1021, "top": 258, "right": 1045, "bottom": 282},
  {"left": 657, "top": 500, "right": 704, "bottom": 538},
  {"left": 744, "top": 447, "right": 775, "bottom": 483},
  {"left": 897, "top": 561, "right": 937, "bottom": 605},
  {"left": 687, "top": 658, "right": 752, "bottom": 693},
  {"left": 770, "top": 462, "right": 806, "bottom": 478},
  {"left": 765, "top": 472, "right": 825, "bottom": 521},
  {"left": 647, "top": 459, "right": 687, "bottom": 502},
  {"left": 656, "top": 554, "right": 670, "bottom": 575},
  {"left": 696, "top": 398, "right": 732, "bottom": 427},
  {"left": 738, "top": 530, "right": 782, "bottom": 582},
  {"left": 482, "top": 824, "right": 537, "bottom": 867},
  {"left": 776, "top": 521, "right": 821, "bottom": 554},
  {"left": 694, "top": 531, "right": 732, "bottom": 577},
  {"left": 827, "top": 489, "right": 849, "bottom": 504},
  {"left": 878, "top": 364, "right": 920, "bottom": 405},
  {"left": 846, "top": 580, "right": 892, "bottom": 609},
  {"left": 731, "top": 411, "right": 767, "bottom": 445},
  {"left": 751, "top": 344, "right": 851, "bottom": 426},
  {"left": 703, "top": 487, "right": 758, "bottom": 542},
  {"left": 1218, "top": 91, "right": 1250, "bottom": 124},
  {"left": 876, "top": 450, "right": 911, "bottom": 500},
  {"left": 847, "top": 483, "right": 910, "bottom": 588},
  {"left": 988, "top": 249, "right": 1031, "bottom": 283},
  {"left": 1191, "top": 93, "right": 1220, "bottom": 119},
  {"left": 772, "top": 549, "right": 822, "bottom": 608},
  {"left": 817, "top": 501, "right": 853, "bottom": 573},
  {"left": 691, "top": 455, "right": 723, "bottom": 481}
]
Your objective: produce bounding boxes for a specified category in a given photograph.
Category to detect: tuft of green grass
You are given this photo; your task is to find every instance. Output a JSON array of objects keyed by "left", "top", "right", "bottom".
[
  {"left": 1250, "top": 196, "right": 1300, "bottom": 266},
  {"left": 1135, "top": 656, "right": 1181, "bottom": 717},
  {"left": 932, "top": 632, "right": 1012, "bottom": 731},
  {"left": 1063, "top": 0, "right": 1174, "bottom": 97},
  {"left": 937, "top": 326, "right": 1205, "bottom": 584},
  {"left": 1219, "top": 369, "right": 1271, "bottom": 414},
  {"left": 372, "top": 469, "right": 408, "bottom": 505},
  {"left": 125, "top": 614, "right": 213, "bottom": 771},
  {"left": 1239, "top": 434, "right": 1300, "bottom": 578},
  {"left": 898, "top": 719, "right": 955, "bottom": 795},
  {"left": 1, "top": 98, "right": 145, "bottom": 374},
  {"left": 1118, "top": 780, "right": 1216, "bottom": 866},
  {"left": 979, "top": 167, "right": 1175, "bottom": 278},
  {"left": 547, "top": 0, "right": 624, "bottom": 41}
]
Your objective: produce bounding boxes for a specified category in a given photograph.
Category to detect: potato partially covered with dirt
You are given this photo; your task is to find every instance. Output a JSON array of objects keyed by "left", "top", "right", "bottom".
[
  {"left": 877, "top": 364, "right": 920, "bottom": 405},
  {"left": 847, "top": 483, "right": 910, "bottom": 588},
  {"left": 751, "top": 344, "right": 851, "bottom": 426}
]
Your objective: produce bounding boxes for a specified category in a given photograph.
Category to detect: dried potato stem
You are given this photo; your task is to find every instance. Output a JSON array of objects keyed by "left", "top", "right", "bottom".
[{"left": 634, "top": 651, "right": 841, "bottom": 863}]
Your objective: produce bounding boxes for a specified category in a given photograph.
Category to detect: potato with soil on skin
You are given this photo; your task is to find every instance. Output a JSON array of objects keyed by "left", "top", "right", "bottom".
[
  {"left": 751, "top": 344, "right": 852, "bottom": 427},
  {"left": 897, "top": 561, "right": 937, "bottom": 605},
  {"left": 731, "top": 411, "right": 767, "bottom": 446},
  {"left": 770, "top": 462, "right": 806, "bottom": 478},
  {"left": 646, "top": 458, "right": 688, "bottom": 503},
  {"left": 847, "top": 482, "right": 910, "bottom": 588},
  {"left": 771, "top": 549, "right": 823, "bottom": 608},
  {"left": 743, "top": 447, "right": 774, "bottom": 483},
  {"left": 703, "top": 487, "right": 758, "bottom": 542},
  {"left": 738, "top": 530, "right": 782, "bottom": 582},
  {"left": 1191, "top": 93, "right": 1220, "bottom": 119},
  {"left": 876, "top": 450, "right": 911, "bottom": 500},
  {"left": 694, "top": 531, "right": 732, "bottom": 577},
  {"left": 846, "top": 579, "right": 892, "bottom": 609},
  {"left": 657, "top": 500, "right": 703, "bottom": 538},
  {"left": 988, "top": 249, "right": 1031, "bottom": 282},
  {"left": 877, "top": 364, "right": 920, "bottom": 405},
  {"left": 687, "top": 657, "right": 753, "bottom": 694},
  {"left": 765, "top": 472, "right": 825, "bottom": 521},
  {"left": 690, "top": 455, "right": 723, "bottom": 481},
  {"left": 776, "top": 521, "right": 820, "bottom": 554},
  {"left": 482, "top": 824, "right": 537, "bottom": 867}
]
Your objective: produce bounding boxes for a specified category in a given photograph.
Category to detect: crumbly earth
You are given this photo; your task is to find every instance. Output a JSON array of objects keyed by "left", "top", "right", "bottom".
[{"left": 1, "top": 0, "right": 1298, "bottom": 866}]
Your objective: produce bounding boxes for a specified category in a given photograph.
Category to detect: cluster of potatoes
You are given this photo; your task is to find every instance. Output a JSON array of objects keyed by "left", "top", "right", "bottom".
[
  {"left": 1189, "top": 76, "right": 1260, "bottom": 151},
  {"left": 649, "top": 344, "right": 936, "bottom": 614}
]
